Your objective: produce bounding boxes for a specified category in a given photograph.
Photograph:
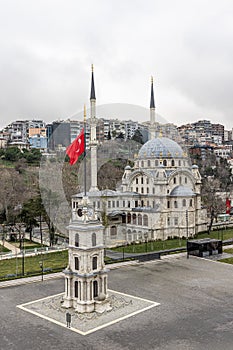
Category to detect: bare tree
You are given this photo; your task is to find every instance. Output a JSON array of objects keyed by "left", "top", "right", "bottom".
[{"left": 201, "top": 177, "right": 225, "bottom": 233}]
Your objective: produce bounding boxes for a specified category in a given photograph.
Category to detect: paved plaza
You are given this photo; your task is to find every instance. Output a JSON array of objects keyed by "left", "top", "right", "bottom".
[{"left": 1, "top": 255, "right": 233, "bottom": 349}]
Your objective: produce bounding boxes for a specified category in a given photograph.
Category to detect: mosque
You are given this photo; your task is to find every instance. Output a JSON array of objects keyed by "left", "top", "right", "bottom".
[
  {"left": 62, "top": 67, "right": 207, "bottom": 313},
  {"left": 70, "top": 67, "right": 207, "bottom": 248}
]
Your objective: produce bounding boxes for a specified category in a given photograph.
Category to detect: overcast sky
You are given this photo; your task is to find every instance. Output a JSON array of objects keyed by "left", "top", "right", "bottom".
[{"left": 0, "top": 0, "right": 233, "bottom": 130}]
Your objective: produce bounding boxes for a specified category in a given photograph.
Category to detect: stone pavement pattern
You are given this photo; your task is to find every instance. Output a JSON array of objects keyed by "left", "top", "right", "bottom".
[
  {"left": 1, "top": 255, "right": 233, "bottom": 349},
  {"left": 18, "top": 290, "right": 159, "bottom": 335}
]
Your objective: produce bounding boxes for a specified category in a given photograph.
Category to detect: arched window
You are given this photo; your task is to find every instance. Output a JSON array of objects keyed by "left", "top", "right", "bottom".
[
  {"left": 147, "top": 160, "right": 151, "bottom": 167},
  {"left": 132, "top": 214, "right": 137, "bottom": 225},
  {"left": 171, "top": 160, "right": 175, "bottom": 166},
  {"left": 178, "top": 160, "right": 181, "bottom": 166},
  {"left": 141, "top": 187, "right": 144, "bottom": 194},
  {"left": 190, "top": 199, "right": 193, "bottom": 207},
  {"left": 167, "top": 200, "right": 170, "bottom": 209},
  {"left": 92, "top": 256, "right": 98, "bottom": 270},
  {"left": 138, "top": 214, "right": 142, "bottom": 225},
  {"left": 93, "top": 280, "right": 98, "bottom": 298},
  {"left": 75, "top": 234, "right": 79, "bottom": 247},
  {"left": 185, "top": 177, "right": 187, "bottom": 184},
  {"left": 74, "top": 281, "right": 78, "bottom": 298},
  {"left": 141, "top": 161, "right": 144, "bottom": 167},
  {"left": 92, "top": 233, "right": 96, "bottom": 246},
  {"left": 163, "top": 160, "right": 167, "bottom": 166},
  {"left": 182, "top": 199, "right": 186, "bottom": 207},
  {"left": 174, "top": 200, "right": 178, "bottom": 208},
  {"left": 141, "top": 200, "right": 144, "bottom": 207},
  {"left": 127, "top": 229, "right": 132, "bottom": 241},
  {"left": 141, "top": 177, "right": 144, "bottom": 184},
  {"left": 127, "top": 213, "right": 131, "bottom": 224},
  {"left": 143, "top": 214, "right": 148, "bottom": 226},
  {"left": 75, "top": 257, "right": 79, "bottom": 270},
  {"left": 110, "top": 225, "right": 117, "bottom": 238},
  {"left": 173, "top": 177, "right": 176, "bottom": 184},
  {"left": 147, "top": 187, "right": 149, "bottom": 194},
  {"left": 136, "top": 178, "right": 138, "bottom": 184},
  {"left": 122, "top": 213, "right": 126, "bottom": 224}
]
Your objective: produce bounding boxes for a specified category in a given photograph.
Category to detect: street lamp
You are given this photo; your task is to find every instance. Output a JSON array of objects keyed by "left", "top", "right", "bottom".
[
  {"left": 39, "top": 260, "right": 44, "bottom": 281},
  {"left": 144, "top": 233, "right": 148, "bottom": 253},
  {"left": 186, "top": 210, "right": 189, "bottom": 259},
  {"left": 21, "top": 232, "right": 25, "bottom": 276},
  {"left": 122, "top": 241, "right": 127, "bottom": 261}
]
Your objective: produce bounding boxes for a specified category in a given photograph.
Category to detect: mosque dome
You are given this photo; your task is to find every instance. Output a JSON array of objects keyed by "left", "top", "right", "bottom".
[
  {"left": 125, "top": 165, "right": 131, "bottom": 170},
  {"left": 138, "top": 137, "right": 184, "bottom": 159},
  {"left": 170, "top": 186, "right": 195, "bottom": 196}
]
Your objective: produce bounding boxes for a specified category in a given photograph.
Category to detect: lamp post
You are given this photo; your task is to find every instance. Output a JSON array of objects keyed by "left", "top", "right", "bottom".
[
  {"left": 186, "top": 210, "right": 189, "bottom": 259},
  {"left": 123, "top": 243, "right": 125, "bottom": 261},
  {"left": 21, "top": 231, "right": 25, "bottom": 276},
  {"left": 144, "top": 233, "right": 148, "bottom": 253},
  {"left": 39, "top": 260, "right": 44, "bottom": 282}
]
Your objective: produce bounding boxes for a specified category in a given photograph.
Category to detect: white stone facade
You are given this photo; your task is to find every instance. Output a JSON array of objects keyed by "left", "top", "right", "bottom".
[
  {"left": 69, "top": 67, "right": 207, "bottom": 248},
  {"left": 63, "top": 197, "right": 110, "bottom": 313}
]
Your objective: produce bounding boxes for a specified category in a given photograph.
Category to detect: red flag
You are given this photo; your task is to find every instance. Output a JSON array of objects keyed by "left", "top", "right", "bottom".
[
  {"left": 226, "top": 198, "right": 231, "bottom": 214},
  {"left": 66, "top": 128, "right": 85, "bottom": 165}
]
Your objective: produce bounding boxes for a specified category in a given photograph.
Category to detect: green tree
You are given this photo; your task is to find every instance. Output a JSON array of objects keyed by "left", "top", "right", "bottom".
[
  {"left": 22, "top": 148, "right": 42, "bottom": 164},
  {"left": 4, "top": 147, "right": 22, "bottom": 161},
  {"left": 19, "top": 199, "right": 39, "bottom": 241},
  {"left": 131, "top": 129, "right": 144, "bottom": 144}
]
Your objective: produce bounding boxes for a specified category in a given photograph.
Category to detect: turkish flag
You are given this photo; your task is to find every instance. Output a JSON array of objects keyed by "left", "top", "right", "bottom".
[{"left": 66, "top": 128, "right": 85, "bottom": 165}]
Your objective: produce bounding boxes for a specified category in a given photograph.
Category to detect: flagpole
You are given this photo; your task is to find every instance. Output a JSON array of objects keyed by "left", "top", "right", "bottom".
[{"left": 84, "top": 104, "right": 87, "bottom": 197}]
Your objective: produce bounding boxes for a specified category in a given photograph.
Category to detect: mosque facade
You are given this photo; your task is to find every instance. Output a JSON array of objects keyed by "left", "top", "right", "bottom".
[{"left": 71, "top": 68, "right": 207, "bottom": 247}]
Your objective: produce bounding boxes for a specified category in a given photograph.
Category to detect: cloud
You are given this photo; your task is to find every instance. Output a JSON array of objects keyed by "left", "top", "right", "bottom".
[{"left": 0, "top": 0, "right": 233, "bottom": 130}]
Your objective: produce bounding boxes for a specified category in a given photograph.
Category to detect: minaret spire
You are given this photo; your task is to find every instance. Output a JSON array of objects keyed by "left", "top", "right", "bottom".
[
  {"left": 149, "top": 76, "right": 156, "bottom": 140},
  {"left": 90, "top": 64, "right": 96, "bottom": 100},
  {"left": 150, "top": 76, "right": 155, "bottom": 109},
  {"left": 89, "top": 65, "right": 98, "bottom": 192}
]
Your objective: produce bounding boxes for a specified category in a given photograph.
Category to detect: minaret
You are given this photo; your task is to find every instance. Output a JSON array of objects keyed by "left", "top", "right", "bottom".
[
  {"left": 62, "top": 195, "right": 110, "bottom": 313},
  {"left": 89, "top": 64, "right": 99, "bottom": 192},
  {"left": 149, "top": 76, "right": 156, "bottom": 140}
]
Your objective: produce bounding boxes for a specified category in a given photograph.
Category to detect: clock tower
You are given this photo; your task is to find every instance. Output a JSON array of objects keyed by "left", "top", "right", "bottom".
[{"left": 62, "top": 195, "right": 110, "bottom": 313}]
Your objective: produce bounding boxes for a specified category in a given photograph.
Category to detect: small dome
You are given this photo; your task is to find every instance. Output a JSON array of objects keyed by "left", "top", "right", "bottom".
[
  {"left": 170, "top": 186, "right": 194, "bottom": 196},
  {"left": 138, "top": 137, "right": 183, "bottom": 159},
  {"left": 192, "top": 165, "right": 199, "bottom": 169},
  {"left": 125, "top": 165, "right": 131, "bottom": 170}
]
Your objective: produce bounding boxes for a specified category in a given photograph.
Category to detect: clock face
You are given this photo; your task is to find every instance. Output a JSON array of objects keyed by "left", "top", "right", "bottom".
[
  {"left": 87, "top": 208, "right": 94, "bottom": 218},
  {"left": 77, "top": 208, "right": 83, "bottom": 217}
]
